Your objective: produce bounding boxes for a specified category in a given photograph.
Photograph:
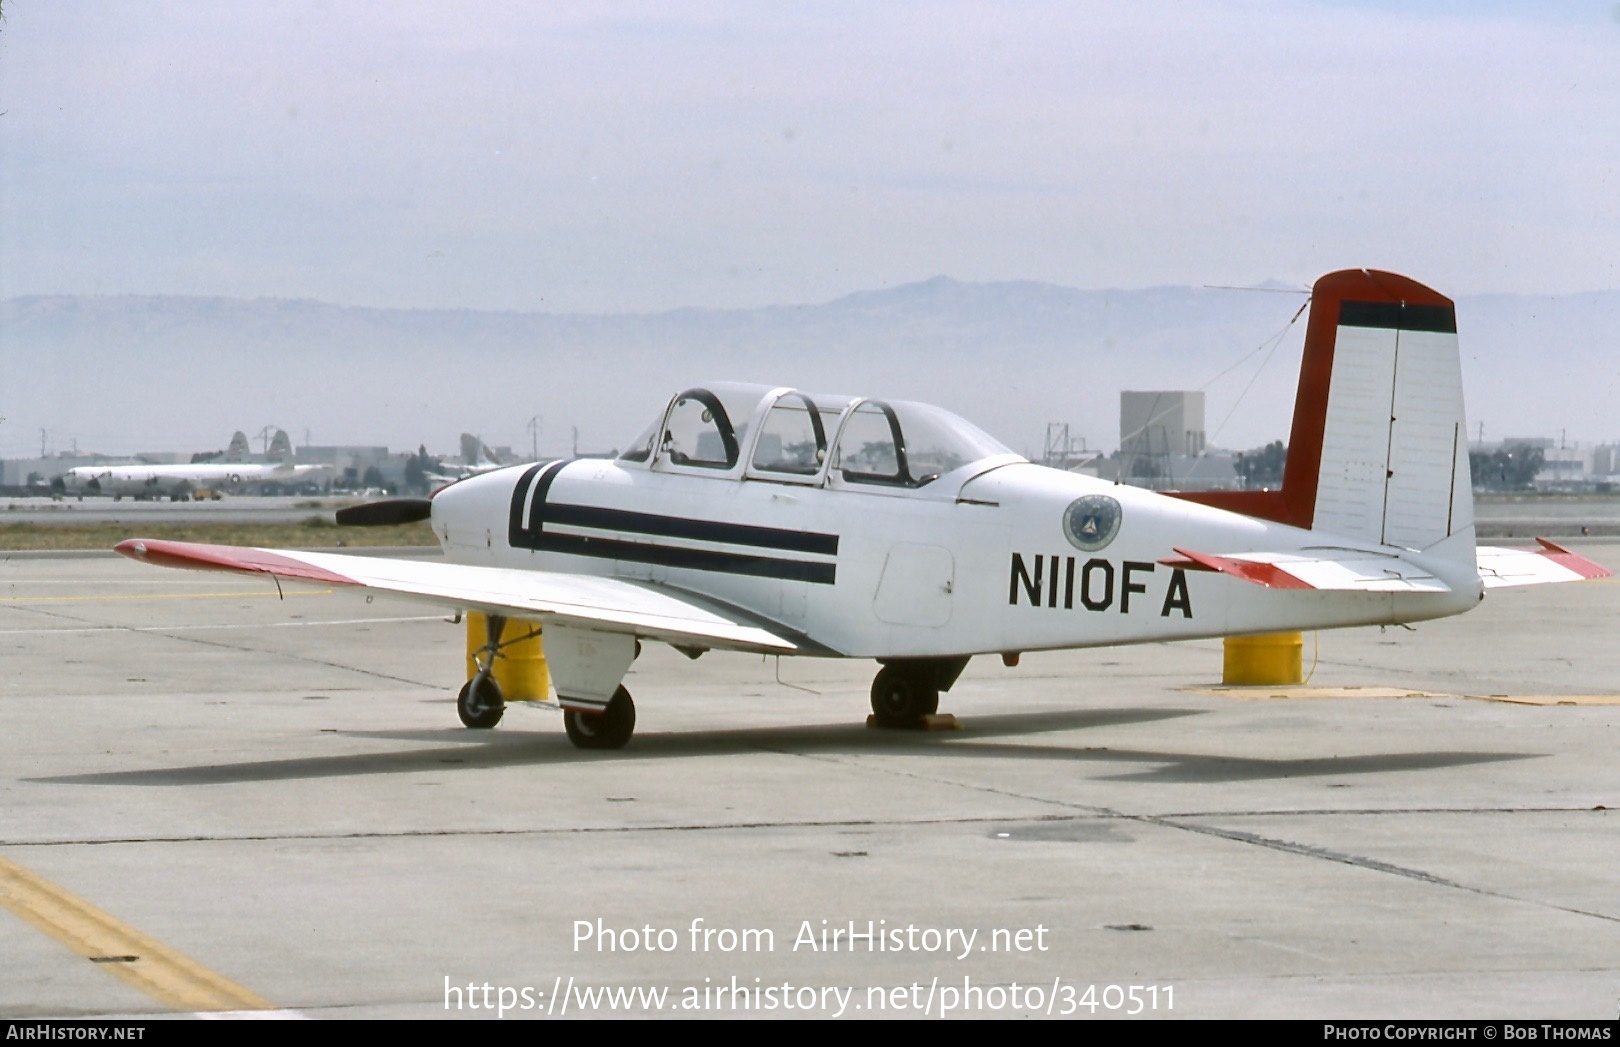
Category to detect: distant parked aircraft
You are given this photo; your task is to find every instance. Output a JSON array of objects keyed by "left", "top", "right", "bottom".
[
  {"left": 60, "top": 431, "right": 327, "bottom": 500},
  {"left": 427, "top": 434, "right": 514, "bottom": 484}
]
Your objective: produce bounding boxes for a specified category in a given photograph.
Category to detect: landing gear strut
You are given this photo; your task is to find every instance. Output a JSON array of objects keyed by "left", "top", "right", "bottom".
[
  {"left": 564, "top": 686, "right": 636, "bottom": 750},
  {"left": 458, "top": 614, "right": 509, "bottom": 729}
]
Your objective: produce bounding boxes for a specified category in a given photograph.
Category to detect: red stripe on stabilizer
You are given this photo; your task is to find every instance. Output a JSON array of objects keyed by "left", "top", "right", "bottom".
[
  {"left": 1172, "top": 547, "right": 1316, "bottom": 590},
  {"left": 1170, "top": 269, "right": 1453, "bottom": 532},
  {"left": 114, "top": 539, "right": 360, "bottom": 586},
  {"left": 1534, "top": 539, "right": 1613, "bottom": 580}
]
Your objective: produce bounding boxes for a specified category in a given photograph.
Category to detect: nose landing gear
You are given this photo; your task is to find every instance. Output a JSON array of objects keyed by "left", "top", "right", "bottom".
[
  {"left": 457, "top": 614, "right": 511, "bottom": 729},
  {"left": 457, "top": 675, "right": 505, "bottom": 729}
]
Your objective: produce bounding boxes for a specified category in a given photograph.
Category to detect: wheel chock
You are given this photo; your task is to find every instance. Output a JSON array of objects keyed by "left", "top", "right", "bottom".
[{"left": 865, "top": 713, "right": 961, "bottom": 731}]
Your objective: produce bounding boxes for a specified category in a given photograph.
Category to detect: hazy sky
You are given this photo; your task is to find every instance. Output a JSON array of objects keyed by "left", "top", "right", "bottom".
[{"left": 3, "top": 2, "right": 1618, "bottom": 314}]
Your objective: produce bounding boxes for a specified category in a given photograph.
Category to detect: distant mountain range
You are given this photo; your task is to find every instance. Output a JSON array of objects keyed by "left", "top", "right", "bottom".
[{"left": 3, "top": 278, "right": 1616, "bottom": 459}]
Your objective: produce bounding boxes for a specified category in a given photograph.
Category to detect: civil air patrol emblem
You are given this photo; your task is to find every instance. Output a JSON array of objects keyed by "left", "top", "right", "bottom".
[{"left": 1062, "top": 495, "right": 1122, "bottom": 552}]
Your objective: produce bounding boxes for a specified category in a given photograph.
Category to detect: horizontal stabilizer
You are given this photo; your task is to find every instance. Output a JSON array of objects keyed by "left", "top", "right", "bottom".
[
  {"left": 114, "top": 539, "right": 802, "bottom": 655},
  {"left": 1476, "top": 540, "right": 1612, "bottom": 589},
  {"left": 1166, "top": 547, "right": 1452, "bottom": 593}
]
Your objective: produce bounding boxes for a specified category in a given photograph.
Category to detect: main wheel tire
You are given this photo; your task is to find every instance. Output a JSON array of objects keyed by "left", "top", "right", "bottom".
[
  {"left": 457, "top": 676, "right": 505, "bottom": 729},
  {"left": 564, "top": 686, "right": 636, "bottom": 750},
  {"left": 870, "top": 665, "right": 940, "bottom": 727}
]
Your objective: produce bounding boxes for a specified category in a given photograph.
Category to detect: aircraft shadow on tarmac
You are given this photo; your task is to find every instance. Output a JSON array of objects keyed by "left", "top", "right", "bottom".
[{"left": 31, "top": 706, "right": 1538, "bottom": 788}]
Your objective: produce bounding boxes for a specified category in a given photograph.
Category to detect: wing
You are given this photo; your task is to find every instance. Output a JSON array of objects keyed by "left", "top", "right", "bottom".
[
  {"left": 1475, "top": 539, "right": 1612, "bottom": 589},
  {"left": 1164, "top": 547, "right": 1452, "bottom": 592},
  {"left": 114, "top": 539, "right": 802, "bottom": 655}
]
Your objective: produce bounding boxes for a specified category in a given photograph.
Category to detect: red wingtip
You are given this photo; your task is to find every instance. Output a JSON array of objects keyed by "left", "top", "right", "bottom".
[
  {"left": 114, "top": 538, "right": 358, "bottom": 585},
  {"left": 1534, "top": 539, "right": 1612, "bottom": 580}
]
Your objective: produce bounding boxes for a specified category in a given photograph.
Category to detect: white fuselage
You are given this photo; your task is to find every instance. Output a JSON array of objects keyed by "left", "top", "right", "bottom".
[{"left": 430, "top": 456, "right": 1482, "bottom": 661}]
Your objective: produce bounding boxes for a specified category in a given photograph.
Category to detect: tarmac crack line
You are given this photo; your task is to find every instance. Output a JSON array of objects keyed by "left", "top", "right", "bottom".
[
  {"left": 8, "top": 808, "right": 1618, "bottom": 925},
  {"left": 5, "top": 602, "right": 443, "bottom": 690},
  {"left": 1140, "top": 815, "right": 1620, "bottom": 927},
  {"left": 3, "top": 813, "right": 1119, "bottom": 848},
  {"left": 747, "top": 745, "right": 1122, "bottom": 817},
  {"left": 700, "top": 743, "right": 1620, "bottom": 929},
  {"left": 128, "top": 629, "right": 443, "bottom": 690}
]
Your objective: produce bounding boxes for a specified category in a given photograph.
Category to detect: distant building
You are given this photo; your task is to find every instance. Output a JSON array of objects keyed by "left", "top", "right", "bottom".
[
  {"left": 295, "top": 445, "right": 393, "bottom": 491},
  {"left": 1115, "top": 390, "right": 1232, "bottom": 491},
  {"left": 1120, "top": 391, "right": 1206, "bottom": 459},
  {"left": 1470, "top": 437, "right": 1619, "bottom": 491}
]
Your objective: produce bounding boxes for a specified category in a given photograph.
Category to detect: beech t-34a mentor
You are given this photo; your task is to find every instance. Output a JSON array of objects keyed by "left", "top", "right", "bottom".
[{"left": 116, "top": 270, "right": 1608, "bottom": 750}]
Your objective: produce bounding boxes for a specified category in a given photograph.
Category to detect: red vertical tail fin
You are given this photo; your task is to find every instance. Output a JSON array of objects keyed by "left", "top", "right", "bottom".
[{"left": 1174, "top": 270, "right": 1469, "bottom": 551}]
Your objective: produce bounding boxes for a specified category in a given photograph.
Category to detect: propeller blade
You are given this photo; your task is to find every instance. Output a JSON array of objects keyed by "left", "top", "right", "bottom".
[{"left": 335, "top": 498, "right": 433, "bottom": 526}]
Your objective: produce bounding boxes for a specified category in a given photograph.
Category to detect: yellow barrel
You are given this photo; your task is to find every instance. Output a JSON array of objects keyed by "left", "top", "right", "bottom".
[
  {"left": 465, "top": 613, "right": 551, "bottom": 701},
  {"left": 1223, "top": 632, "right": 1304, "bottom": 685}
]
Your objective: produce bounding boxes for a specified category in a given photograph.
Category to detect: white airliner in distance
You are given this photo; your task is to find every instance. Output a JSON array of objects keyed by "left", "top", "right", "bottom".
[
  {"left": 117, "top": 271, "right": 1609, "bottom": 749},
  {"left": 426, "top": 434, "right": 511, "bottom": 484},
  {"left": 62, "top": 429, "right": 327, "bottom": 500}
]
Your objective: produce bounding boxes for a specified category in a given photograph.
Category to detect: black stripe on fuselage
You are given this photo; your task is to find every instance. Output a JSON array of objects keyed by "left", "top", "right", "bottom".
[
  {"left": 545, "top": 503, "right": 838, "bottom": 556},
  {"left": 517, "top": 532, "right": 837, "bottom": 584},
  {"left": 508, "top": 461, "right": 839, "bottom": 585},
  {"left": 1338, "top": 300, "right": 1457, "bottom": 333}
]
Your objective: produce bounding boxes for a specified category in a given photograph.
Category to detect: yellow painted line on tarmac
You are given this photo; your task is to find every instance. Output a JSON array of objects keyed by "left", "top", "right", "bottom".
[
  {"left": 0, "top": 589, "right": 333, "bottom": 604},
  {"left": 0, "top": 853, "right": 276, "bottom": 1013}
]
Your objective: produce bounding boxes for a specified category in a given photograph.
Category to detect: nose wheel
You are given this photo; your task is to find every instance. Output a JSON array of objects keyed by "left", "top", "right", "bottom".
[
  {"left": 564, "top": 686, "right": 636, "bottom": 750},
  {"left": 457, "top": 675, "right": 505, "bottom": 729}
]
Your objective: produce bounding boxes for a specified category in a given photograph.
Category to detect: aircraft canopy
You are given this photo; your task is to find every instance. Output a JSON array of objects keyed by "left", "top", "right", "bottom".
[{"left": 619, "top": 383, "right": 1020, "bottom": 489}]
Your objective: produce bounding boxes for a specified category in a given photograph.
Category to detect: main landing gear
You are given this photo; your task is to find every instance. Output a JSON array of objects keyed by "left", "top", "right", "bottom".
[
  {"left": 870, "top": 665, "right": 939, "bottom": 727},
  {"left": 563, "top": 686, "right": 636, "bottom": 750},
  {"left": 868, "top": 657, "right": 969, "bottom": 728}
]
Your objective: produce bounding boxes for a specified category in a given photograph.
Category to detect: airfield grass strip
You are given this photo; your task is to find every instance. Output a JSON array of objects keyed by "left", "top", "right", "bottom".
[{"left": 0, "top": 518, "right": 436, "bottom": 551}]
